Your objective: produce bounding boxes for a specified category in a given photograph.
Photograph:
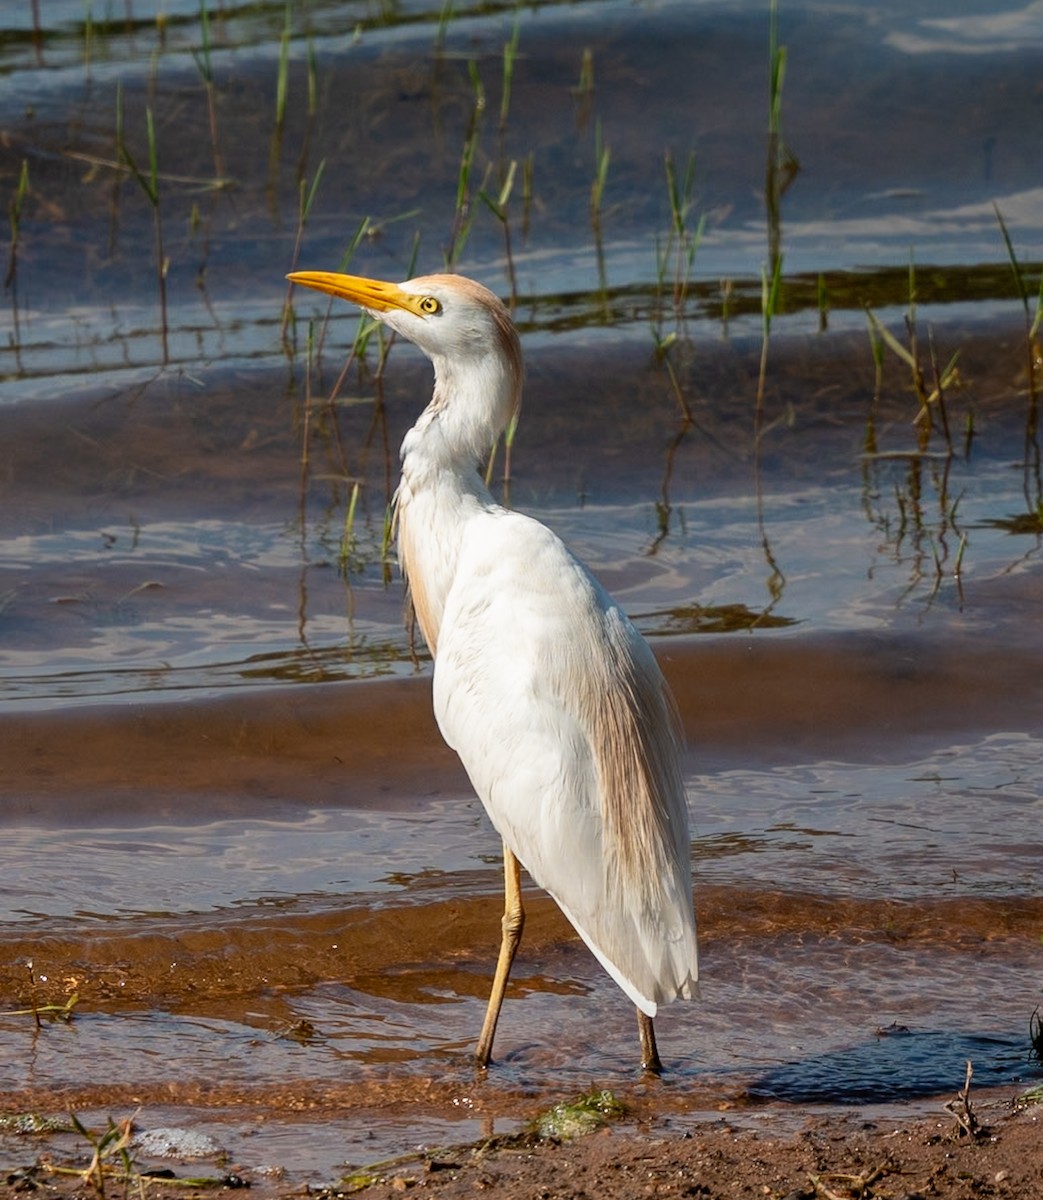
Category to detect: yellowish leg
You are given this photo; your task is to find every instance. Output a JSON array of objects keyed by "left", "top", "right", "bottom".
[
  {"left": 475, "top": 843, "right": 524, "bottom": 1068},
  {"left": 637, "top": 1009, "right": 663, "bottom": 1075}
]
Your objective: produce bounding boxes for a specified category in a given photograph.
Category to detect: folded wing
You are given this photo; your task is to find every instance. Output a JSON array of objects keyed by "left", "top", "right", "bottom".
[{"left": 432, "top": 509, "right": 698, "bottom": 1014}]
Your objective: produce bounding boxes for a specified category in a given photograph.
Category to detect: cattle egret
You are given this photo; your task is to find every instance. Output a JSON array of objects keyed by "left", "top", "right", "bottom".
[{"left": 286, "top": 269, "right": 697, "bottom": 1072}]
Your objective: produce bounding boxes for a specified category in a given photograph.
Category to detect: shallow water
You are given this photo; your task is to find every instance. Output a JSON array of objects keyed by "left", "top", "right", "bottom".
[{"left": 2, "top": 0, "right": 1043, "bottom": 1190}]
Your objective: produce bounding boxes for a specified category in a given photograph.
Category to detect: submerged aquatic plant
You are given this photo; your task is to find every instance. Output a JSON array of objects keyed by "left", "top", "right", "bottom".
[
  {"left": 995, "top": 202, "right": 1043, "bottom": 380},
  {"left": 589, "top": 118, "right": 611, "bottom": 295},
  {"left": 274, "top": 2, "right": 292, "bottom": 134},
  {"left": 859, "top": 261, "right": 969, "bottom": 607},
  {"left": 571, "top": 44, "right": 596, "bottom": 130},
  {"left": 658, "top": 149, "right": 704, "bottom": 321},
  {"left": 191, "top": 0, "right": 226, "bottom": 182},
  {"left": 499, "top": 16, "right": 521, "bottom": 135},
  {"left": 338, "top": 480, "right": 362, "bottom": 577},
  {"left": 435, "top": 0, "right": 455, "bottom": 49},
  {"left": 5, "top": 158, "right": 29, "bottom": 291},
  {"left": 816, "top": 271, "right": 829, "bottom": 332},
  {"left": 864, "top": 258, "right": 962, "bottom": 457},
  {"left": 765, "top": 0, "right": 799, "bottom": 274},
  {"left": 479, "top": 159, "right": 519, "bottom": 306},
  {"left": 750, "top": 0, "right": 797, "bottom": 613},
  {"left": 445, "top": 59, "right": 485, "bottom": 270},
  {"left": 647, "top": 149, "right": 705, "bottom": 550},
  {"left": 994, "top": 202, "right": 1042, "bottom": 514},
  {"left": 115, "top": 84, "right": 169, "bottom": 364},
  {"left": 752, "top": 251, "right": 787, "bottom": 610},
  {"left": 4, "top": 157, "right": 29, "bottom": 359},
  {"left": 755, "top": 251, "right": 784, "bottom": 439},
  {"left": 281, "top": 158, "right": 327, "bottom": 349}
]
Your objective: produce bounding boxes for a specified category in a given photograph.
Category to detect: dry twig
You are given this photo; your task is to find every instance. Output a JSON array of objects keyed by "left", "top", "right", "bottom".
[
  {"left": 944, "top": 1059, "right": 980, "bottom": 1140},
  {"left": 807, "top": 1160, "right": 889, "bottom": 1200}
]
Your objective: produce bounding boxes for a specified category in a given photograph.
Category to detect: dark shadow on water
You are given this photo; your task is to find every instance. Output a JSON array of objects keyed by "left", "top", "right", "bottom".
[{"left": 749, "top": 1027, "right": 1043, "bottom": 1105}]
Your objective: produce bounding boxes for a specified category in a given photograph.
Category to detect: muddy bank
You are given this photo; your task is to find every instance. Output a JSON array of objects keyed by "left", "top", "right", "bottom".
[
  {"left": 314, "top": 1097, "right": 1043, "bottom": 1200},
  {"left": 5, "top": 631, "right": 1043, "bottom": 816},
  {"left": 332, "top": 1098, "right": 1043, "bottom": 1200},
  {"left": 1, "top": 1086, "right": 1041, "bottom": 1198}
]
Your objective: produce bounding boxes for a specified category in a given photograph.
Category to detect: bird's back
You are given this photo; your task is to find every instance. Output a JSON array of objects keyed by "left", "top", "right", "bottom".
[{"left": 430, "top": 504, "right": 697, "bottom": 1015}]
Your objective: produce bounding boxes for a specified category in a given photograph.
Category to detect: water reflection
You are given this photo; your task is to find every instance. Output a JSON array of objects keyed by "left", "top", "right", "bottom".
[{"left": 887, "top": 6, "right": 1043, "bottom": 56}]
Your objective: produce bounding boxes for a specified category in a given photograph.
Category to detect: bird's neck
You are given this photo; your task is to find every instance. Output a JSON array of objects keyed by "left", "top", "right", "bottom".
[
  {"left": 413, "top": 349, "right": 516, "bottom": 469},
  {"left": 395, "top": 358, "right": 513, "bottom": 656},
  {"left": 393, "top": 343, "right": 520, "bottom": 656},
  {"left": 395, "top": 471, "right": 481, "bottom": 658}
]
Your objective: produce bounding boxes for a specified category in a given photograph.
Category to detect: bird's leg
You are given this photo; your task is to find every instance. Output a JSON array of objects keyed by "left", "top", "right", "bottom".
[
  {"left": 475, "top": 843, "right": 524, "bottom": 1068},
  {"left": 637, "top": 1009, "right": 663, "bottom": 1075}
]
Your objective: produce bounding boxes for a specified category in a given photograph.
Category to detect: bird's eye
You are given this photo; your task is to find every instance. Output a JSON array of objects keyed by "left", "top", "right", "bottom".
[{"left": 418, "top": 296, "right": 441, "bottom": 315}]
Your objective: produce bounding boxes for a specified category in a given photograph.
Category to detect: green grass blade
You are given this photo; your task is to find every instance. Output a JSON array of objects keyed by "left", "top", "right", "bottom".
[{"left": 994, "top": 201, "right": 1030, "bottom": 314}]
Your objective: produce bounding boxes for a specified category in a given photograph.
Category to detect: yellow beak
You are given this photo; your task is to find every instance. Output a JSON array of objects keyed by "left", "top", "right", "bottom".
[{"left": 286, "top": 270, "right": 427, "bottom": 316}]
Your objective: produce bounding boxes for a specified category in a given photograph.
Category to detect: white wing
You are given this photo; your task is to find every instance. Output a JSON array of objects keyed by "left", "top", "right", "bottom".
[{"left": 432, "top": 507, "right": 697, "bottom": 1014}]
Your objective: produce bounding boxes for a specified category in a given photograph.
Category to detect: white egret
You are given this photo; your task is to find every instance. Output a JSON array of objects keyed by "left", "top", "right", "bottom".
[{"left": 287, "top": 269, "right": 697, "bottom": 1072}]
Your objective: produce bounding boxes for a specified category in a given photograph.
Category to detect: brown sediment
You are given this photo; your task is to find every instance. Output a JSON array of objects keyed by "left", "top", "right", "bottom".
[
  {"left": 3, "top": 629, "right": 1042, "bottom": 821},
  {"left": 1, "top": 886, "right": 1039, "bottom": 1015},
  {"left": 0, "top": 1085, "right": 1041, "bottom": 1199},
  {"left": 322, "top": 1100, "right": 1043, "bottom": 1200},
  {"left": 0, "top": 675, "right": 461, "bottom": 818}
]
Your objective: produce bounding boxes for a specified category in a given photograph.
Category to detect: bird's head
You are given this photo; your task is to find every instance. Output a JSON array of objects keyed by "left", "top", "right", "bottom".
[{"left": 287, "top": 270, "right": 522, "bottom": 458}]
